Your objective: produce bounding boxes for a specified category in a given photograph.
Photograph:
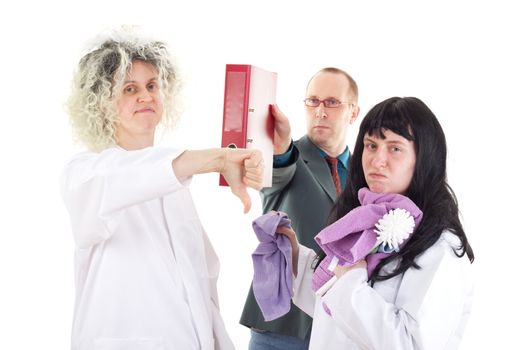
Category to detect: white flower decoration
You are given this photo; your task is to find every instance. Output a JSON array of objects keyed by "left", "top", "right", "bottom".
[{"left": 374, "top": 208, "right": 415, "bottom": 251}]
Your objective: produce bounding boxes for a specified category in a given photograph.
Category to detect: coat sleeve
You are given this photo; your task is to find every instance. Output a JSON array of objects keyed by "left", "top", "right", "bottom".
[
  {"left": 322, "top": 235, "right": 474, "bottom": 349},
  {"left": 260, "top": 145, "right": 299, "bottom": 204},
  {"left": 291, "top": 244, "right": 318, "bottom": 318},
  {"left": 61, "top": 147, "right": 187, "bottom": 248}
]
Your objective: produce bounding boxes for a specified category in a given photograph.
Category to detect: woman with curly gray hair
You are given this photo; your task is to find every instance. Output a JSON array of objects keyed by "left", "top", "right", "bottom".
[{"left": 62, "top": 32, "right": 262, "bottom": 350}]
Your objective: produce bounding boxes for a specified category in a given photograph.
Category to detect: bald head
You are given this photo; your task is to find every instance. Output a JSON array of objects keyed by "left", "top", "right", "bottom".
[{"left": 307, "top": 67, "right": 358, "bottom": 103}]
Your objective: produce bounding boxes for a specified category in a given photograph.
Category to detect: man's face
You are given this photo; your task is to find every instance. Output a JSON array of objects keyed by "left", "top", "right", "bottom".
[{"left": 305, "top": 72, "right": 358, "bottom": 153}]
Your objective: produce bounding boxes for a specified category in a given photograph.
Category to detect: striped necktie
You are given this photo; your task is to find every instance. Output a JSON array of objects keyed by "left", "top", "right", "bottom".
[{"left": 325, "top": 156, "right": 342, "bottom": 195}]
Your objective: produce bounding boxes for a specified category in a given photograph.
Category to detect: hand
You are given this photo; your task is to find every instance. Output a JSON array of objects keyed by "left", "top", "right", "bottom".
[
  {"left": 220, "top": 149, "right": 264, "bottom": 213},
  {"left": 271, "top": 104, "right": 292, "bottom": 155},
  {"left": 333, "top": 260, "right": 367, "bottom": 278},
  {"left": 275, "top": 225, "right": 299, "bottom": 277}
]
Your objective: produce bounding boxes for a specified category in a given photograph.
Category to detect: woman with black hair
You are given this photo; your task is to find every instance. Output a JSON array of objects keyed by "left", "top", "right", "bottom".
[{"left": 276, "top": 97, "right": 474, "bottom": 349}]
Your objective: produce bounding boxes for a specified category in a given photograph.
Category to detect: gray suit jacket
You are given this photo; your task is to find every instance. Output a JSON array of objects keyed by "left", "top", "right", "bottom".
[{"left": 240, "top": 135, "right": 345, "bottom": 340}]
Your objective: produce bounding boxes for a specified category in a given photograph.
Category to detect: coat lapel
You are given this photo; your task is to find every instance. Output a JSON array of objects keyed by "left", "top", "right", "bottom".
[{"left": 297, "top": 136, "right": 337, "bottom": 202}]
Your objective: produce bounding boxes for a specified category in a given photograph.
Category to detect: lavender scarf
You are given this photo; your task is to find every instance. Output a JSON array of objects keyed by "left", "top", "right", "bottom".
[{"left": 312, "top": 188, "right": 423, "bottom": 292}]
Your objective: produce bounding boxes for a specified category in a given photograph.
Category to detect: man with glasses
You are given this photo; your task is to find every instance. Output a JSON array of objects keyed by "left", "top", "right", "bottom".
[{"left": 240, "top": 67, "right": 360, "bottom": 350}]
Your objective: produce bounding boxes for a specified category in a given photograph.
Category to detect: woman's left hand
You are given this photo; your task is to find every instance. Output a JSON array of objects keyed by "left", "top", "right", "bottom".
[
  {"left": 333, "top": 260, "right": 367, "bottom": 278},
  {"left": 275, "top": 225, "right": 299, "bottom": 277}
]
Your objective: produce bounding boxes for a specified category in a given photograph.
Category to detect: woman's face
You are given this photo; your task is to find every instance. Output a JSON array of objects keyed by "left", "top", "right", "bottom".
[
  {"left": 115, "top": 60, "right": 163, "bottom": 149},
  {"left": 362, "top": 129, "right": 416, "bottom": 194}
]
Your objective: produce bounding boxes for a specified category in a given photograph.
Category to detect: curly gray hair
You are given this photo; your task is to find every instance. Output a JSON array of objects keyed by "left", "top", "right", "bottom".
[{"left": 67, "top": 36, "right": 183, "bottom": 151}]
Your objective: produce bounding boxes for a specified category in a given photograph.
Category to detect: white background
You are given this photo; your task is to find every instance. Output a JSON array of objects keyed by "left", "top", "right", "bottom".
[{"left": 1, "top": 0, "right": 523, "bottom": 349}]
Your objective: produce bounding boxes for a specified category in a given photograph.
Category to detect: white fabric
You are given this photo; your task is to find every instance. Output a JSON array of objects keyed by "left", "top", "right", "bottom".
[
  {"left": 61, "top": 147, "right": 234, "bottom": 350},
  {"left": 293, "top": 231, "right": 474, "bottom": 350}
]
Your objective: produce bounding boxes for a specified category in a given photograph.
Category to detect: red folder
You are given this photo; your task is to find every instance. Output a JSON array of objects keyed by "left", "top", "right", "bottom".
[{"left": 220, "top": 64, "right": 276, "bottom": 187}]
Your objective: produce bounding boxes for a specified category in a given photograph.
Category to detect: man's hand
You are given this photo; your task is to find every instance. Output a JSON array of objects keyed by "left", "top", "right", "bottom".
[{"left": 271, "top": 104, "right": 292, "bottom": 155}]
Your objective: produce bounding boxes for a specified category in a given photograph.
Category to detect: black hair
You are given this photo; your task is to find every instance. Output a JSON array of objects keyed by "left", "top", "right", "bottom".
[{"left": 321, "top": 97, "right": 474, "bottom": 285}]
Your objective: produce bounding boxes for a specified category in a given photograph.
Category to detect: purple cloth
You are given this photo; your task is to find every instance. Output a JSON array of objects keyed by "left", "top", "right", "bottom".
[
  {"left": 251, "top": 211, "right": 294, "bottom": 321},
  {"left": 312, "top": 188, "right": 423, "bottom": 292}
]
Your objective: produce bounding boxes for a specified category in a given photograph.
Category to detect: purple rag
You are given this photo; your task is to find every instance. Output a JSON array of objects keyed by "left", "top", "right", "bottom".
[
  {"left": 312, "top": 188, "right": 423, "bottom": 292},
  {"left": 251, "top": 211, "right": 294, "bottom": 321}
]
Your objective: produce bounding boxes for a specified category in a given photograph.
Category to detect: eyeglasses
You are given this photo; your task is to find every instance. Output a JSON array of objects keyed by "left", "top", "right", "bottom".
[{"left": 303, "top": 97, "right": 354, "bottom": 108}]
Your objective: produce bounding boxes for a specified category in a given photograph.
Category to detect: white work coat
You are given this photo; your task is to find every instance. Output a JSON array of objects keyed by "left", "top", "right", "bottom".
[
  {"left": 293, "top": 231, "right": 474, "bottom": 350},
  {"left": 61, "top": 146, "right": 234, "bottom": 350}
]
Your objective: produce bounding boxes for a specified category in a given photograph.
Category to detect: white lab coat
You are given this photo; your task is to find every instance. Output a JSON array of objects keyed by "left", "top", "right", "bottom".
[
  {"left": 293, "top": 231, "right": 474, "bottom": 350},
  {"left": 61, "top": 146, "right": 234, "bottom": 350}
]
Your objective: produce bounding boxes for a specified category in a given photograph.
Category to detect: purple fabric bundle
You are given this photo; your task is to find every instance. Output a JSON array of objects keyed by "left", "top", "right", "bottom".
[
  {"left": 251, "top": 211, "right": 294, "bottom": 321},
  {"left": 312, "top": 188, "right": 423, "bottom": 292}
]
